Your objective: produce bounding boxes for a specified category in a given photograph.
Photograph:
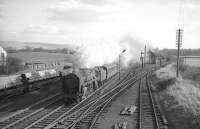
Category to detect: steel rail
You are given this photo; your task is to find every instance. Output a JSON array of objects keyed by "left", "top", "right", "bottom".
[
  {"left": 138, "top": 73, "right": 161, "bottom": 129},
  {"left": 24, "top": 70, "right": 132, "bottom": 129},
  {"left": 146, "top": 75, "right": 160, "bottom": 129},
  {"left": 72, "top": 93, "right": 115, "bottom": 129},
  {"left": 67, "top": 70, "right": 147, "bottom": 129},
  {"left": 42, "top": 69, "right": 135, "bottom": 129},
  {"left": 2, "top": 97, "right": 63, "bottom": 129},
  {"left": 0, "top": 102, "right": 13, "bottom": 111},
  {"left": 18, "top": 67, "right": 143, "bottom": 129},
  {"left": 88, "top": 97, "right": 111, "bottom": 129},
  {"left": 0, "top": 93, "right": 61, "bottom": 128},
  {"left": 73, "top": 67, "right": 155, "bottom": 129},
  {"left": 139, "top": 78, "right": 142, "bottom": 129},
  {"left": 24, "top": 76, "right": 119, "bottom": 129},
  {"left": 88, "top": 74, "right": 142, "bottom": 129},
  {"left": 50, "top": 71, "right": 147, "bottom": 129},
  {"left": 24, "top": 104, "right": 75, "bottom": 129}
]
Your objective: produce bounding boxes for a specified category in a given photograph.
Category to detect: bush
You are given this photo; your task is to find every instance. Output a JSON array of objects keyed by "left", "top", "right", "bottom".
[
  {"left": 182, "top": 67, "right": 200, "bottom": 83},
  {"left": 0, "top": 57, "right": 23, "bottom": 75},
  {"left": 156, "top": 78, "right": 176, "bottom": 91},
  {"left": 179, "top": 65, "right": 188, "bottom": 72}
]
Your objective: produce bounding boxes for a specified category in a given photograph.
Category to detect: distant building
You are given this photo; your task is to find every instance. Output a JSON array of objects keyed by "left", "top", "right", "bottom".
[
  {"left": 25, "top": 61, "right": 61, "bottom": 70},
  {"left": 0, "top": 46, "right": 7, "bottom": 66},
  {"left": 147, "top": 50, "right": 166, "bottom": 66},
  {"left": 148, "top": 50, "right": 156, "bottom": 64},
  {"left": 182, "top": 56, "right": 200, "bottom": 67}
]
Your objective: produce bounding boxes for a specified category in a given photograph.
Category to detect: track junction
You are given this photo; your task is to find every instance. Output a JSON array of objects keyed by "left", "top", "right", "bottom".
[{"left": 0, "top": 65, "right": 168, "bottom": 129}]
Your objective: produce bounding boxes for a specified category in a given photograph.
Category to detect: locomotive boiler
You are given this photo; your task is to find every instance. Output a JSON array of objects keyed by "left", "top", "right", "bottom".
[{"left": 61, "top": 63, "right": 118, "bottom": 103}]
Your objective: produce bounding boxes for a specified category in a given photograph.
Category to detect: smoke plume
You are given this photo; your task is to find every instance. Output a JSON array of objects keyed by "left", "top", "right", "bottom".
[{"left": 73, "top": 35, "right": 145, "bottom": 68}]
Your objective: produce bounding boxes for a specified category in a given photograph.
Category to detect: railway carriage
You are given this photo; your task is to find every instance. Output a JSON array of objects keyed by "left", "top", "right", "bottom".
[
  {"left": 94, "top": 66, "right": 107, "bottom": 85},
  {"left": 102, "top": 64, "right": 118, "bottom": 80}
]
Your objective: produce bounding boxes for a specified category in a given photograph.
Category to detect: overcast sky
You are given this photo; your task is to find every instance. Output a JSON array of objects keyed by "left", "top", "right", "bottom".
[{"left": 0, "top": 0, "right": 199, "bottom": 49}]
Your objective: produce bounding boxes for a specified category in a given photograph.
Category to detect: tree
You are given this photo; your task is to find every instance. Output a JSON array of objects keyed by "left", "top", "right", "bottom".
[{"left": 0, "top": 57, "right": 23, "bottom": 75}]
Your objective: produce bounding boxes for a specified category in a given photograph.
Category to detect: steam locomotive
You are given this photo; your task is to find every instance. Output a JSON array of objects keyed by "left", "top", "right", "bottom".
[
  {"left": 0, "top": 63, "right": 118, "bottom": 102},
  {"left": 60, "top": 64, "right": 118, "bottom": 103}
]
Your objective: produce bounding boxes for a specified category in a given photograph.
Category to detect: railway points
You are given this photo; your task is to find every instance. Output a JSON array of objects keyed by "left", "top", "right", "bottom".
[
  {"left": 0, "top": 83, "right": 62, "bottom": 120},
  {"left": 0, "top": 64, "right": 125, "bottom": 129},
  {"left": 44, "top": 68, "right": 148, "bottom": 129},
  {"left": 0, "top": 60, "right": 168, "bottom": 129},
  {"left": 0, "top": 93, "right": 62, "bottom": 128}
]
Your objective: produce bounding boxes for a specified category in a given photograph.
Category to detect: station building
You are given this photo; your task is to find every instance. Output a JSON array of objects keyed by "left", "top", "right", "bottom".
[{"left": 147, "top": 50, "right": 166, "bottom": 66}]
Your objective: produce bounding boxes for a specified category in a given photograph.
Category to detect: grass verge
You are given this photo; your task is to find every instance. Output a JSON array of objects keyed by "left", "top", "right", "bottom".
[{"left": 151, "top": 63, "right": 200, "bottom": 129}]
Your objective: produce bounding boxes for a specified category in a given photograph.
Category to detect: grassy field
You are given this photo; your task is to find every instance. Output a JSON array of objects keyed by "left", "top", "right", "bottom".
[
  {"left": 152, "top": 63, "right": 200, "bottom": 129},
  {"left": 180, "top": 65, "right": 200, "bottom": 84},
  {"left": 8, "top": 51, "right": 85, "bottom": 70},
  {"left": 8, "top": 52, "right": 69, "bottom": 64}
]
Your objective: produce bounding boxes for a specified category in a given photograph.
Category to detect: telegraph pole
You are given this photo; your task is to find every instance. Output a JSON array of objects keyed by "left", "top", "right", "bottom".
[
  {"left": 144, "top": 45, "right": 146, "bottom": 67},
  {"left": 176, "top": 29, "right": 183, "bottom": 77},
  {"left": 119, "top": 54, "right": 121, "bottom": 80},
  {"left": 140, "top": 51, "right": 144, "bottom": 68}
]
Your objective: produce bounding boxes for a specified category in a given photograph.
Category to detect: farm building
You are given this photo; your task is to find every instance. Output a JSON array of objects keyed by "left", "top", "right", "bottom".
[
  {"left": 0, "top": 46, "right": 7, "bottom": 66},
  {"left": 25, "top": 61, "right": 61, "bottom": 70},
  {"left": 182, "top": 56, "right": 200, "bottom": 67}
]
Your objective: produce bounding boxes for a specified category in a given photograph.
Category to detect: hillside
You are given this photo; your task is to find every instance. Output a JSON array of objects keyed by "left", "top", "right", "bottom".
[{"left": 0, "top": 41, "right": 76, "bottom": 50}]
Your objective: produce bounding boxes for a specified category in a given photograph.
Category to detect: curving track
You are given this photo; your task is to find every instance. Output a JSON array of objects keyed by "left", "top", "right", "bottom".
[
  {"left": 0, "top": 66, "right": 151, "bottom": 129},
  {"left": 46, "top": 68, "right": 147, "bottom": 129},
  {"left": 0, "top": 93, "right": 62, "bottom": 129},
  {"left": 0, "top": 68, "right": 125, "bottom": 129},
  {"left": 25, "top": 73, "right": 124, "bottom": 129}
]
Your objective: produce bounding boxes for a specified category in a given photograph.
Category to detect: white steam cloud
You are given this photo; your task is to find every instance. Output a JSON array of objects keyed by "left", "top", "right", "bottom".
[{"left": 74, "top": 35, "right": 145, "bottom": 68}]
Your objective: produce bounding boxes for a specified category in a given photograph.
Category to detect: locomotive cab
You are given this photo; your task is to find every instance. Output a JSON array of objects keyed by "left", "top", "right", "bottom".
[
  {"left": 62, "top": 73, "right": 81, "bottom": 103},
  {"left": 61, "top": 69, "right": 98, "bottom": 103}
]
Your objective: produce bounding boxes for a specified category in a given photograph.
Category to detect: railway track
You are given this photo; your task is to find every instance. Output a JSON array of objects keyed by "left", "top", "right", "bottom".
[
  {"left": 0, "top": 69, "right": 128, "bottom": 129},
  {"left": 24, "top": 71, "right": 135, "bottom": 129},
  {"left": 0, "top": 66, "right": 150, "bottom": 129},
  {"left": 24, "top": 73, "right": 126, "bottom": 129},
  {"left": 24, "top": 68, "right": 142, "bottom": 129},
  {"left": 0, "top": 93, "right": 62, "bottom": 129},
  {"left": 137, "top": 75, "right": 168, "bottom": 129},
  {"left": 0, "top": 102, "right": 13, "bottom": 111},
  {"left": 45, "top": 69, "right": 147, "bottom": 129}
]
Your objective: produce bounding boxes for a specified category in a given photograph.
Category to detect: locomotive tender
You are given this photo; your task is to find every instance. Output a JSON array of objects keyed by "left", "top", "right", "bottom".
[{"left": 61, "top": 64, "right": 118, "bottom": 103}]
